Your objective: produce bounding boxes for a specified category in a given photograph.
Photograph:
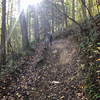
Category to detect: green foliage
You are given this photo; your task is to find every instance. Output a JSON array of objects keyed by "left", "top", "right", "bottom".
[
  {"left": 52, "top": 18, "right": 100, "bottom": 99},
  {"left": 31, "top": 39, "right": 38, "bottom": 44},
  {"left": 74, "top": 21, "right": 100, "bottom": 100},
  {"left": 53, "top": 30, "right": 63, "bottom": 40},
  {"left": 53, "top": 28, "right": 75, "bottom": 40}
]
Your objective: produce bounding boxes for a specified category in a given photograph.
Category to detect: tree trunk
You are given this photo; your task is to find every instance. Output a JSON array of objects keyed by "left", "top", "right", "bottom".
[
  {"left": 1, "top": 0, "right": 6, "bottom": 67},
  {"left": 88, "top": 0, "right": 93, "bottom": 14},
  {"left": 27, "top": 7, "right": 31, "bottom": 41},
  {"left": 61, "top": 0, "right": 65, "bottom": 31},
  {"left": 34, "top": 5, "right": 40, "bottom": 41},
  {"left": 96, "top": 0, "right": 99, "bottom": 13},
  {"left": 65, "top": 0, "right": 68, "bottom": 27},
  {"left": 52, "top": 5, "right": 54, "bottom": 34},
  {"left": 81, "top": 0, "right": 87, "bottom": 20},
  {"left": 18, "top": 0, "right": 30, "bottom": 50},
  {"left": 72, "top": 0, "right": 75, "bottom": 21},
  {"left": 55, "top": 7, "right": 58, "bottom": 31},
  {"left": 79, "top": 10, "right": 82, "bottom": 20},
  {"left": 7, "top": 2, "right": 10, "bottom": 54},
  {"left": 57, "top": 4, "right": 61, "bottom": 30},
  {"left": 65, "top": 7, "right": 67, "bottom": 27},
  {"left": 89, "top": 0, "right": 91, "bottom": 13},
  {"left": 15, "top": 30, "right": 20, "bottom": 53},
  {"left": 19, "top": 9, "right": 30, "bottom": 50},
  {"left": 29, "top": 14, "right": 31, "bottom": 41},
  {"left": 28, "top": 11, "right": 31, "bottom": 41}
]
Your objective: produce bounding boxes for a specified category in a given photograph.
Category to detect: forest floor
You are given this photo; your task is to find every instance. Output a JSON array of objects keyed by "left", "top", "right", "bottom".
[{"left": 0, "top": 36, "right": 88, "bottom": 100}]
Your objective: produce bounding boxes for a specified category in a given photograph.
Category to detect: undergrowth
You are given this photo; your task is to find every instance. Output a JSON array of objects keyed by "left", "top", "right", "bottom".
[
  {"left": 0, "top": 49, "right": 33, "bottom": 82},
  {"left": 73, "top": 14, "right": 100, "bottom": 100}
]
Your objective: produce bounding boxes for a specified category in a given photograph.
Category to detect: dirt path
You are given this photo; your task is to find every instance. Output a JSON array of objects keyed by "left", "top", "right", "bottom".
[
  {"left": 0, "top": 36, "right": 88, "bottom": 100},
  {"left": 28, "top": 36, "right": 88, "bottom": 100}
]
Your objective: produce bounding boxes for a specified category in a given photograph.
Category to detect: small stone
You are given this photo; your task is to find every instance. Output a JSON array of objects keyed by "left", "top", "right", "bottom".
[{"left": 51, "top": 81, "right": 61, "bottom": 84}]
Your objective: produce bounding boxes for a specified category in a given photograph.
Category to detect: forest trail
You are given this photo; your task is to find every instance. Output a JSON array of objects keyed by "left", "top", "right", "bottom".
[
  {"left": 0, "top": 36, "right": 88, "bottom": 100},
  {"left": 28, "top": 36, "right": 88, "bottom": 100}
]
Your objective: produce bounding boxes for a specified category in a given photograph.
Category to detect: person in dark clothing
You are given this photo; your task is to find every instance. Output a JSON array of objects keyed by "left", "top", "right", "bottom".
[
  {"left": 44, "top": 32, "right": 53, "bottom": 46},
  {"left": 47, "top": 32, "right": 52, "bottom": 46}
]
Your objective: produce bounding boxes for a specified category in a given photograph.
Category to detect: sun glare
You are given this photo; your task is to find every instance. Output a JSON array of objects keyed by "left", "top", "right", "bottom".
[{"left": 21, "top": 0, "right": 43, "bottom": 10}]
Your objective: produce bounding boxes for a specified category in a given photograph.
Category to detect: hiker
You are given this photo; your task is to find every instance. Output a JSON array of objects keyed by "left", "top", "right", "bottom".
[
  {"left": 45, "top": 32, "right": 52, "bottom": 46},
  {"left": 45, "top": 36, "right": 49, "bottom": 45}
]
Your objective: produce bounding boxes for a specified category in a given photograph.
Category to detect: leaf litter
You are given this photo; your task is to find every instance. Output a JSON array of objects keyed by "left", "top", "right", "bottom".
[{"left": 0, "top": 36, "right": 88, "bottom": 100}]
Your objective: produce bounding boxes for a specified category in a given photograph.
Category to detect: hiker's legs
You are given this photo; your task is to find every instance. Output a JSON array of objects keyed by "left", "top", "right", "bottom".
[{"left": 50, "top": 38, "right": 52, "bottom": 46}]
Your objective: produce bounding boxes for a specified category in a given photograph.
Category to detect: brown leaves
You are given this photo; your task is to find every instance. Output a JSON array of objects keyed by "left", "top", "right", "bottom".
[
  {"left": 0, "top": 38, "right": 88, "bottom": 100},
  {"left": 60, "top": 96, "right": 65, "bottom": 99}
]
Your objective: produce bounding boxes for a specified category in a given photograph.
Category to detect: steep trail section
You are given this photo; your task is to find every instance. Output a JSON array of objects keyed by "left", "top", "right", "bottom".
[{"left": 29, "top": 36, "right": 88, "bottom": 100}]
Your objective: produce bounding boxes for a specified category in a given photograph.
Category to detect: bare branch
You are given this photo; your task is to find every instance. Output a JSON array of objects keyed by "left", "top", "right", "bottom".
[
  {"left": 47, "top": 0, "right": 84, "bottom": 32},
  {"left": 81, "top": 0, "right": 98, "bottom": 27}
]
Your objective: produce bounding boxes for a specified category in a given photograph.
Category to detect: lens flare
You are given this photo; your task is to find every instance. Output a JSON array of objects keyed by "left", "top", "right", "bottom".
[{"left": 21, "top": 0, "right": 43, "bottom": 10}]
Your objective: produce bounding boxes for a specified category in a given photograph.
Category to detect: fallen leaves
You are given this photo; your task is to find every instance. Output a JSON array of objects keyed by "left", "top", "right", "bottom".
[
  {"left": 60, "top": 96, "right": 65, "bottom": 99},
  {"left": 97, "top": 47, "right": 100, "bottom": 50},
  {"left": 0, "top": 93, "right": 3, "bottom": 98},
  {"left": 51, "top": 81, "right": 61, "bottom": 84},
  {"left": 93, "top": 50, "right": 99, "bottom": 53},
  {"left": 96, "top": 58, "right": 100, "bottom": 61},
  {"left": 96, "top": 70, "right": 100, "bottom": 73},
  {"left": 0, "top": 38, "right": 88, "bottom": 100}
]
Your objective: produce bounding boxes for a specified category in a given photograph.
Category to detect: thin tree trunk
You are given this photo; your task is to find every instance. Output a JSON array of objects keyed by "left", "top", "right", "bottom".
[
  {"left": 9, "top": 3, "right": 13, "bottom": 51},
  {"left": 79, "top": 10, "right": 82, "bottom": 20},
  {"left": 1, "top": 0, "right": 6, "bottom": 67},
  {"left": 65, "top": 0, "right": 68, "bottom": 27},
  {"left": 34, "top": 5, "right": 40, "bottom": 41},
  {"left": 96, "top": 0, "right": 99, "bottom": 13},
  {"left": 15, "top": 31, "right": 20, "bottom": 53},
  {"left": 89, "top": 0, "right": 92, "bottom": 13},
  {"left": 81, "top": 0, "right": 87, "bottom": 20},
  {"left": 27, "top": 7, "right": 31, "bottom": 41},
  {"left": 55, "top": 7, "right": 58, "bottom": 31},
  {"left": 65, "top": 6, "right": 67, "bottom": 27},
  {"left": 43, "top": 16, "right": 45, "bottom": 35},
  {"left": 52, "top": 5, "right": 54, "bottom": 34},
  {"left": 7, "top": 2, "right": 10, "bottom": 54},
  {"left": 27, "top": 8, "right": 28, "bottom": 24},
  {"left": 29, "top": 14, "right": 31, "bottom": 41},
  {"left": 72, "top": 0, "right": 75, "bottom": 21},
  {"left": 61, "top": 0, "right": 65, "bottom": 31},
  {"left": 9, "top": 42, "right": 14, "bottom": 60},
  {"left": 56, "top": 2, "right": 60, "bottom": 31}
]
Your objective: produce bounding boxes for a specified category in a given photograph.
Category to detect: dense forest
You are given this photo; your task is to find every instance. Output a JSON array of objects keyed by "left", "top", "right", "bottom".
[{"left": 0, "top": 0, "right": 100, "bottom": 100}]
